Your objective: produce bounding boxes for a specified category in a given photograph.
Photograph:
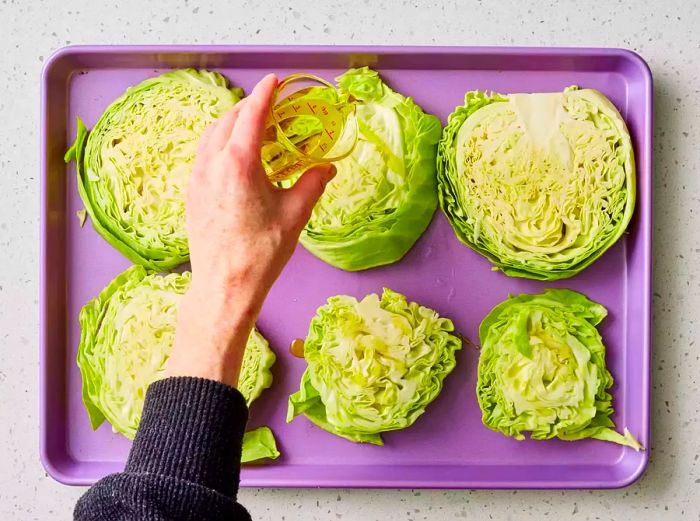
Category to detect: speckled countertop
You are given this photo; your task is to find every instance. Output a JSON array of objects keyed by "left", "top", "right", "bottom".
[{"left": 1, "top": 0, "right": 698, "bottom": 519}]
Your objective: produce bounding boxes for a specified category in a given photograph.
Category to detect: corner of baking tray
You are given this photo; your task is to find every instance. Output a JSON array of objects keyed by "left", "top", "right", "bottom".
[
  {"left": 612, "top": 448, "right": 650, "bottom": 489},
  {"left": 41, "top": 45, "right": 85, "bottom": 84},
  {"left": 611, "top": 48, "right": 653, "bottom": 91},
  {"left": 39, "top": 442, "right": 78, "bottom": 486}
]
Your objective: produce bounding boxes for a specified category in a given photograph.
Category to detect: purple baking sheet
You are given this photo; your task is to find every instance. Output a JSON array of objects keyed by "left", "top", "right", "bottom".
[{"left": 40, "top": 46, "right": 652, "bottom": 488}]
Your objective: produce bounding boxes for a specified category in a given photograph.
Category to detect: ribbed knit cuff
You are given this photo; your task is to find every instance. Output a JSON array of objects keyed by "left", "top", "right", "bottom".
[{"left": 125, "top": 377, "right": 249, "bottom": 498}]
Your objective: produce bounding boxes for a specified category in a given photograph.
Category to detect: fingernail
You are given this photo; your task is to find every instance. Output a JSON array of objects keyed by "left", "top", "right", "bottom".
[{"left": 326, "top": 164, "right": 337, "bottom": 179}]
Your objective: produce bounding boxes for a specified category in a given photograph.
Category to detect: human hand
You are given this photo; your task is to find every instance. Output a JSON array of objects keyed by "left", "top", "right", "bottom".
[{"left": 167, "top": 74, "right": 336, "bottom": 386}]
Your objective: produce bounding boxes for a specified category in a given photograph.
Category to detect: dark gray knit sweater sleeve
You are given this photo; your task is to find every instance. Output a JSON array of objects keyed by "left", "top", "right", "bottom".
[{"left": 74, "top": 377, "right": 251, "bottom": 521}]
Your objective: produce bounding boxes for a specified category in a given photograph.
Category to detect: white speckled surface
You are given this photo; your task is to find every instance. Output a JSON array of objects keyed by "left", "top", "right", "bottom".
[{"left": 1, "top": 0, "right": 698, "bottom": 519}]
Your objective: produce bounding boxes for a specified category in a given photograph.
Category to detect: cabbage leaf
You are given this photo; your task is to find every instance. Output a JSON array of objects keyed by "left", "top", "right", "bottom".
[{"left": 241, "top": 426, "right": 281, "bottom": 463}]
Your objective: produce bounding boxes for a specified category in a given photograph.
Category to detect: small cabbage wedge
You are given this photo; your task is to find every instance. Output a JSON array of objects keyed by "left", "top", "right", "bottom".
[
  {"left": 300, "top": 67, "right": 442, "bottom": 271},
  {"left": 78, "top": 266, "right": 278, "bottom": 460},
  {"left": 65, "top": 70, "right": 243, "bottom": 270},
  {"left": 438, "top": 88, "right": 635, "bottom": 280},
  {"left": 287, "top": 289, "right": 461, "bottom": 444},
  {"left": 477, "top": 289, "right": 642, "bottom": 450}
]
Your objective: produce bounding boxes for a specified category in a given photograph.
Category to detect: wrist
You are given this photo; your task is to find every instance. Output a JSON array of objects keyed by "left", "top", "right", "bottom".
[
  {"left": 189, "top": 278, "right": 261, "bottom": 325},
  {"left": 166, "top": 282, "right": 261, "bottom": 387}
]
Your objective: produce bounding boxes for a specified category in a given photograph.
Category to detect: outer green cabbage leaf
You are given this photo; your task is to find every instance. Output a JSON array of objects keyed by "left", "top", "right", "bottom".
[
  {"left": 287, "top": 288, "right": 462, "bottom": 444},
  {"left": 65, "top": 69, "right": 243, "bottom": 270},
  {"left": 77, "top": 266, "right": 275, "bottom": 440},
  {"left": 241, "top": 426, "right": 281, "bottom": 463},
  {"left": 438, "top": 88, "right": 635, "bottom": 280},
  {"left": 299, "top": 67, "right": 442, "bottom": 271},
  {"left": 476, "top": 289, "right": 642, "bottom": 450}
]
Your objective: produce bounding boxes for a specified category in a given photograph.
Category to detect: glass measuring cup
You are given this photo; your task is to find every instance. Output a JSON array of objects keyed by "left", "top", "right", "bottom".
[{"left": 261, "top": 74, "right": 357, "bottom": 182}]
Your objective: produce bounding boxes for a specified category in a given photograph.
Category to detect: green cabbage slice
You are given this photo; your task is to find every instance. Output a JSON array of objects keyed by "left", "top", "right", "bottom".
[
  {"left": 299, "top": 67, "right": 442, "bottom": 271},
  {"left": 287, "top": 288, "right": 462, "bottom": 444},
  {"left": 437, "top": 88, "right": 635, "bottom": 280},
  {"left": 476, "top": 288, "right": 642, "bottom": 450},
  {"left": 65, "top": 69, "right": 243, "bottom": 270},
  {"left": 77, "top": 266, "right": 277, "bottom": 460}
]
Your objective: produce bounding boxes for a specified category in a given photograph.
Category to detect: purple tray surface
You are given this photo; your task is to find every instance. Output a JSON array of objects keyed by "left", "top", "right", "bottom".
[{"left": 40, "top": 45, "right": 652, "bottom": 489}]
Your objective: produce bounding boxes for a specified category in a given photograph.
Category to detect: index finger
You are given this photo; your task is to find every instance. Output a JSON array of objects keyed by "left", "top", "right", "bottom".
[{"left": 227, "top": 73, "right": 278, "bottom": 151}]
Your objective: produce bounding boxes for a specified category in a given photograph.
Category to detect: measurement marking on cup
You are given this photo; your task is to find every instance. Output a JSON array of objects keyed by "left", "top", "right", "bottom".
[{"left": 262, "top": 75, "right": 358, "bottom": 182}]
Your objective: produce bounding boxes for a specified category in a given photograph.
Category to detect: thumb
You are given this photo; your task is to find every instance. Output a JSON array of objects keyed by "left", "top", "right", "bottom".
[{"left": 285, "top": 163, "right": 337, "bottom": 223}]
